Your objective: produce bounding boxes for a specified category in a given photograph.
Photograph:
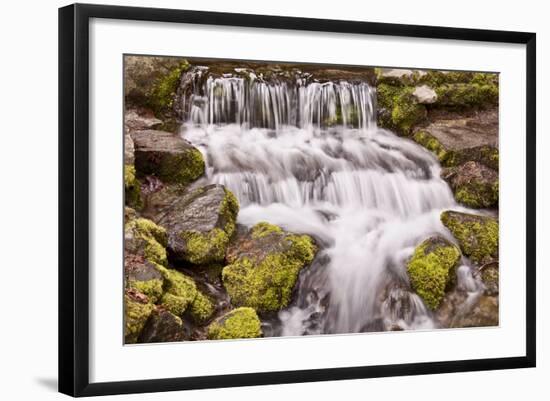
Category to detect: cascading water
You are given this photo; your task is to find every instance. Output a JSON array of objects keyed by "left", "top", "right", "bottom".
[{"left": 177, "top": 65, "right": 483, "bottom": 335}]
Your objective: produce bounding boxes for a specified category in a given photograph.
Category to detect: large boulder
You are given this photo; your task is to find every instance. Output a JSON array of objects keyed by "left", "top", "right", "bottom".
[
  {"left": 207, "top": 307, "right": 262, "bottom": 340},
  {"left": 441, "top": 161, "right": 499, "bottom": 208},
  {"left": 222, "top": 222, "right": 317, "bottom": 313},
  {"left": 139, "top": 306, "right": 189, "bottom": 343},
  {"left": 406, "top": 236, "right": 461, "bottom": 310},
  {"left": 150, "top": 184, "right": 239, "bottom": 265},
  {"left": 441, "top": 211, "right": 499, "bottom": 265},
  {"left": 125, "top": 254, "right": 164, "bottom": 303},
  {"left": 124, "top": 289, "right": 154, "bottom": 344},
  {"left": 132, "top": 130, "right": 205, "bottom": 185},
  {"left": 124, "top": 217, "right": 168, "bottom": 267}
]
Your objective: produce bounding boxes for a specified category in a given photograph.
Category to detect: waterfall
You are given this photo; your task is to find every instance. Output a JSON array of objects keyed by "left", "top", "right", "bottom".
[{"left": 177, "top": 65, "right": 480, "bottom": 335}]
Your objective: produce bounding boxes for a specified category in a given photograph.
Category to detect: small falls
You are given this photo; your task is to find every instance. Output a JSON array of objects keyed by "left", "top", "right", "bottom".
[{"left": 177, "top": 65, "right": 482, "bottom": 335}]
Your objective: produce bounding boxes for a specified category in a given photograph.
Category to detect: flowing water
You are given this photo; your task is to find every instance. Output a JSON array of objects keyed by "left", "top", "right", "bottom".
[{"left": 177, "top": 66, "right": 483, "bottom": 335}]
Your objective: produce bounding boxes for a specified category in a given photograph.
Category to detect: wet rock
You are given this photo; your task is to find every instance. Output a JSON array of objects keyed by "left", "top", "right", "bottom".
[
  {"left": 207, "top": 307, "right": 262, "bottom": 340},
  {"left": 222, "top": 222, "right": 317, "bottom": 313},
  {"left": 150, "top": 184, "right": 239, "bottom": 265},
  {"left": 441, "top": 210, "right": 499, "bottom": 265},
  {"left": 437, "top": 291, "right": 498, "bottom": 328},
  {"left": 139, "top": 306, "right": 189, "bottom": 343},
  {"left": 406, "top": 236, "right": 461, "bottom": 310},
  {"left": 125, "top": 217, "right": 168, "bottom": 267},
  {"left": 124, "top": 289, "right": 154, "bottom": 344},
  {"left": 413, "top": 85, "right": 437, "bottom": 104},
  {"left": 132, "top": 130, "right": 205, "bottom": 185},
  {"left": 441, "top": 161, "right": 498, "bottom": 208},
  {"left": 125, "top": 254, "right": 164, "bottom": 302}
]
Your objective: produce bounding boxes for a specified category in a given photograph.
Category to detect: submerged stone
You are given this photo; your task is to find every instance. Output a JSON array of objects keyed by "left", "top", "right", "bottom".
[
  {"left": 406, "top": 236, "right": 461, "bottom": 310},
  {"left": 441, "top": 210, "right": 499, "bottom": 265},
  {"left": 133, "top": 130, "right": 205, "bottom": 185},
  {"left": 222, "top": 222, "right": 317, "bottom": 313},
  {"left": 207, "top": 307, "right": 262, "bottom": 340}
]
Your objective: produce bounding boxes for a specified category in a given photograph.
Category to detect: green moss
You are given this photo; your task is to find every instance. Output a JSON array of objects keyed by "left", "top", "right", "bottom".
[
  {"left": 124, "top": 165, "right": 142, "bottom": 209},
  {"left": 219, "top": 188, "right": 239, "bottom": 237},
  {"left": 157, "top": 266, "right": 197, "bottom": 316},
  {"left": 183, "top": 228, "right": 230, "bottom": 265},
  {"left": 441, "top": 211, "right": 499, "bottom": 265},
  {"left": 453, "top": 179, "right": 498, "bottom": 209},
  {"left": 147, "top": 61, "right": 190, "bottom": 116},
  {"left": 391, "top": 89, "right": 427, "bottom": 135},
  {"left": 149, "top": 146, "right": 205, "bottom": 185},
  {"left": 124, "top": 294, "right": 154, "bottom": 343},
  {"left": 128, "top": 278, "right": 164, "bottom": 303},
  {"left": 222, "top": 232, "right": 317, "bottom": 313},
  {"left": 435, "top": 83, "right": 498, "bottom": 109},
  {"left": 406, "top": 237, "right": 461, "bottom": 310},
  {"left": 125, "top": 218, "right": 168, "bottom": 266},
  {"left": 207, "top": 307, "right": 262, "bottom": 340},
  {"left": 413, "top": 131, "right": 449, "bottom": 162},
  {"left": 251, "top": 222, "right": 283, "bottom": 239},
  {"left": 188, "top": 290, "right": 215, "bottom": 324}
]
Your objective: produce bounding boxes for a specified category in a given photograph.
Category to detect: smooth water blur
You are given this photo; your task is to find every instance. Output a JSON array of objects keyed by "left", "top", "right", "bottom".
[{"left": 178, "top": 67, "right": 481, "bottom": 335}]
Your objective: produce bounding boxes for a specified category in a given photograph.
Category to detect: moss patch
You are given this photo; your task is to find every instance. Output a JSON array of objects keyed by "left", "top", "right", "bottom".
[
  {"left": 188, "top": 290, "right": 215, "bottom": 324},
  {"left": 222, "top": 225, "right": 316, "bottom": 313},
  {"left": 157, "top": 266, "right": 197, "bottom": 316},
  {"left": 251, "top": 222, "right": 283, "bottom": 239},
  {"left": 406, "top": 237, "right": 461, "bottom": 310},
  {"left": 125, "top": 218, "right": 168, "bottom": 266},
  {"left": 182, "top": 228, "right": 230, "bottom": 265},
  {"left": 124, "top": 292, "right": 154, "bottom": 344},
  {"left": 128, "top": 278, "right": 163, "bottom": 303},
  {"left": 413, "top": 131, "right": 449, "bottom": 162},
  {"left": 147, "top": 61, "right": 190, "bottom": 117},
  {"left": 207, "top": 307, "right": 262, "bottom": 340},
  {"left": 441, "top": 211, "right": 499, "bottom": 265},
  {"left": 124, "top": 165, "right": 142, "bottom": 209}
]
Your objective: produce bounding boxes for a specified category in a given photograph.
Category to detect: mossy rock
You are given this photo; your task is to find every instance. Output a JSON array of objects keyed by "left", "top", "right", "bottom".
[
  {"left": 222, "top": 222, "right": 317, "bottom": 313},
  {"left": 157, "top": 266, "right": 198, "bottom": 316},
  {"left": 406, "top": 236, "right": 461, "bottom": 310},
  {"left": 480, "top": 263, "right": 499, "bottom": 296},
  {"left": 376, "top": 84, "right": 426, "bottom": 135},
  {"left": 441, "top": 161, "right": 498, "bottom": 208},
  {"left": 139, "top": 306, "right": 188, "bottom": 343},
  {"left": 124, "top": 290, "right": 155, "bottom": 344},
  {"left": 125, "top": 256, "right": 164, "bottom": 303},
  {"left": 441, "top": 210, "right": 499, "bottom": 265},
  {"left": 434, "top": 83, "right": 498, "bottom": 109},
  {"left": 124, "top": 164, "right": 142, "bottom": 209},
  {"left": 413, "top": 131, "right": 449, "bottom": 162},
  {"left": 133, "top": 130, "right": 205, "bottom": 185},
  {"left": 188, "top": 290, "right": 215, "bottom": 324},
  {"left": 125, "top": 217, "right": 168, "bottom": 266},
  {"left": 207, "top": 307, "right": 262, "bottom": 340},
  {"left": 153, "top": 184, "right": 239, "bottom": 265}
]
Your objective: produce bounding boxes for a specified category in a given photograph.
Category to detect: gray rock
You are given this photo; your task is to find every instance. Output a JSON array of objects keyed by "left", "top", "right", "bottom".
[
  {"left": 125, "top": 108, "right": 163, "bottom": 131},
  {"left": 124, "top": 127, "right": 135, "bottom": 164},
  {"left": 148, "top": 184, "right": 239, "bottom": 265},
  {"left": 132, "top": 130, "right": 205, "bottom": 185},
  {"left": 413, "top": 85, "right": 437, "bottom": 104},
  {"left": 139, "top": 307, "right": 189, "bottom": 343}
]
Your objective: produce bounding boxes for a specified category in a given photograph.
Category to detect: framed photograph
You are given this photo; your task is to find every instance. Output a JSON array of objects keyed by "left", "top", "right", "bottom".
[{"left": 58, "top": 3, "right": 536, "bottom": 397}]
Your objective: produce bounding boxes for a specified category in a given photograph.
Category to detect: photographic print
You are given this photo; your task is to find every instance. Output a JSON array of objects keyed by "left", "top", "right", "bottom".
[{"left": 123, "top": 55, "right": 499, "bottom": 344}]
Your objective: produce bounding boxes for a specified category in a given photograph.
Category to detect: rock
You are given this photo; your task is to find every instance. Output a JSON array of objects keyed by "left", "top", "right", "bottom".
[
  {"left": 125, "top": 108, "right": 162, "bottom": 131},
  {"left": 479, "top": 262, "right": 499, "bottom": 296},
  {"left": 125, "top": 128, "right": 135, "bottom": 164},
  {"left": 125, "top": 217, "right": 168, "bottom": 266},
  {"left": 437, "top": 291, "right": 498, "bottom": 328},
  {"left": 376, "top": 68, "right": 425, "bottom": 86},
  {"left": 435, "top": 83, "right": 498, "bottom": 109},
  {"left": 188, "top": 290, "right": 215, "bottom": 324},
  {"left": 207, "top": 307, "right": 262, "bottom": 340},
  {"left": 124, "top": 289, "right": 154, "bottom": 344},
  {"left": 151, "top": 184, "right": 239, "bottom": 265},
  {"left": 125, "top": 254, "right": 164, "bottom": 302},
  {"left": 406, "top": 236, "right": 461, "bottom": 310},
  {"left": 222, "top": 222, "right": 317, "bottom": 313},
  {"left": 441, "top": 211, "right": 499, "bottom": 265},
  {"left": 124, "top": 164, "right": 142, "bottom": 209},
  {"left": 139, "top": 306, "right": 189, "bottom": 343},
  {"left": 132, "top": 130, "right": 205, "bottom": 185},
  {"left": 413, "top": 85, "right": 437, "bottom": 104},
  {"left": 157, "top": 266, "right": 197, "bottom": 316},
  {"left": 441, "top": 161, "right": 498, "bottom": 208}
]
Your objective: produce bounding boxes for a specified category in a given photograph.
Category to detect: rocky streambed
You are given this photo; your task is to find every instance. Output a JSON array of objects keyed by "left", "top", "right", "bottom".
[{"left": 123, "top": 57, "right": 499, "bottom": 343}]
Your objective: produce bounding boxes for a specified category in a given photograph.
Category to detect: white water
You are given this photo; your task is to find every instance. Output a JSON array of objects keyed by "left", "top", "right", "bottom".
[{"left": 178, "top": 66, "right": 482, "bottom": 335}]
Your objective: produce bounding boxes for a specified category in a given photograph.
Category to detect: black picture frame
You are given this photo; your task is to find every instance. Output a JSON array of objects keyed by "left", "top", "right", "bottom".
[{"left": 58, "top": 3, "right": 536, "bottom": 397}]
